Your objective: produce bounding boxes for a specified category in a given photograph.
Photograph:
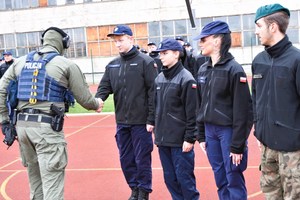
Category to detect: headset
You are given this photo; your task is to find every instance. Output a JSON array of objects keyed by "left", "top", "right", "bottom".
[{"left": 41, "top": 27, "right": 70, "bottom": 49}]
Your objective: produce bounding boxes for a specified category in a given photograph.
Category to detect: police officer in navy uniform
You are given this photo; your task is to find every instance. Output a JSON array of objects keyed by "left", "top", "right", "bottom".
[
  {"left": 195, "top": 21, "right": 253, "bottom": 200},
  {"left": 154, "top": 38, "right": 200, "bottom": 200},
  {"left": 0, "top": 27, "right": 102, "bottom": 200},
  {"left": 95, "top": 25, "right": 157, "bottom": 200},
  {"left": 147, "top": 42, "right": 163, "bottom": 73},
  {"left": 0, "top": 51, "right": 14, "bottom": 79}
]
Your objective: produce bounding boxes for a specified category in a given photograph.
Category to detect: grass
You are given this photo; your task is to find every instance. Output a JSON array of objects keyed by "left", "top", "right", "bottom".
[{"left": 68, "top": 95, "right": 114, "bottom": 113}]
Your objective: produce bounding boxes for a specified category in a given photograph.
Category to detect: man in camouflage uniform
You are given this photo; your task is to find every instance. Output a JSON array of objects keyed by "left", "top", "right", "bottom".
[
  {"left": 252, "top": 4, "right": 300, "bottom": 199},
  {"left": 0, "top": 27, "right": 102, "bottom": 200}
]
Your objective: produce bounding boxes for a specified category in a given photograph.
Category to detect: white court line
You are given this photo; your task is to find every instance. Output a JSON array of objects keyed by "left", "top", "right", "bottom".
[{"left": 0, "top": 114, "right": 113, "bottom": 200}]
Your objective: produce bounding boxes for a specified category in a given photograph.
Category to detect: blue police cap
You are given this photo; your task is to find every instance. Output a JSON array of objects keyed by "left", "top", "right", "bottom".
[
  {"left": 3, "top": 51, "right": 12, "bottom": 56},
  {"left": 107, "top": 25, "right": 133, "bottom": 37},
  {"left": 153, "top": 38, "right": 183, "bottom": 53},
  {"left": 193, "top": 20, "right": 231, "bottom": 40},
  {"left": 175, "top": 36, "right": 184, "bottom": 41},
  {"left": 147, "top": 42, "right": 156, "bottom": 46}
]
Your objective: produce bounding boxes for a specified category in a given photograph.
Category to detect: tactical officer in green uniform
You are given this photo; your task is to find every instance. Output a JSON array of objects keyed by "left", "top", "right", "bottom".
[{"left": 0, "top": 27, "right": 102, "bottom": 200}]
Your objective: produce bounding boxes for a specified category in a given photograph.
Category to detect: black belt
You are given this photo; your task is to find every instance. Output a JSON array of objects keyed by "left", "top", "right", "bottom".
[
  {"left": 20, "top": 108, "right": 53, "bottom": 116},
  {"left": 18, "top": 114, "right": 53, "bottom": 124}
]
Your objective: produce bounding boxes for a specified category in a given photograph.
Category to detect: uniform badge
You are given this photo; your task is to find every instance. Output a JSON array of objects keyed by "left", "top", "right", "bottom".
[
  {"left": 198, "top": 76, "right": 206, "bottom": 84},
  {"left": 240, "top": 77, "right": 247, "bottom": 83},
  {"left": 253, "top": 74, "right": 263, "bottom": 79}
]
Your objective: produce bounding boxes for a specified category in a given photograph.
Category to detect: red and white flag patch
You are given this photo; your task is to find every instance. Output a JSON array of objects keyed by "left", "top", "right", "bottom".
[
  {"left": 240, "top": 77, "right": 247, "bottom": 83},
  {"left": 192, "top": 83, "right": 197, "bottom": 89}
]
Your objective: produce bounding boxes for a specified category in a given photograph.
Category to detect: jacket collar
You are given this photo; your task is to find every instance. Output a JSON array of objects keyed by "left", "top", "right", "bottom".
[
  {"left": 207, "top": 52, "right": 234, "bottom": 68},
  {"left": 265, "top": 35, "right": 292, "bottom": 58},
  {"left": 162, "top": 61, "right": 184, "bottom": 80},
  {"left": 120, "top": 46, "right": 139, "bottom": 60}
]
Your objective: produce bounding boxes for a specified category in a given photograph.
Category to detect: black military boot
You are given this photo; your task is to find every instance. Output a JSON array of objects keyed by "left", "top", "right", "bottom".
[
  {"left": 138, "top": 188, "right": 149, "bottom": 200},
  {"left": 128, "top": 187, "right": 139, "bottom": 200}
]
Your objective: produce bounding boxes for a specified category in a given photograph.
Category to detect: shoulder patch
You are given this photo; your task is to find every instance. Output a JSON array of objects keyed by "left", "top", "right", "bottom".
[{"left": 240, "top": 77, "right": 247, "bottom": 83}]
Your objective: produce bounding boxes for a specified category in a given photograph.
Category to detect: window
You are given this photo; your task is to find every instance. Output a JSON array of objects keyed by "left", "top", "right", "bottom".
[
  {"left": 66, "top": 0, "right": 75, "bottom": 4},
  {"left": 65, "top": 28, "right": 87, "bottom": 58},
  {"left": 242, "top": 14, "right": 256, "bottom": 47},
  {"left": 243, "top": 31, "right": 257, "bottom": 47},
  {"left": 17, "top": 33, "right": 27, "bottom": 47},
  {"left": 162, "top": 21, "right": 174, "bottom": 36},
  {"left": 175, "top": 20, "right": 187, "bottom": 35},
  {"left": 0, "top": 35, "right": 5, "bottom": 49},
  {"left": 214, "top": 16, "right": 227, "bottom": 22},
  {"left": 0, "top": 32, "right": 41, "bottom": 57},
  {"left": 289, "top": 11, "right": 299, "bottom": 27},
  {"left": 242, "top": 14, "right": 255, "bottom": 30},
  {"left": 287, "top": 29, "right": 299, "bottom": 43},
  {"left": 0, "top": 0, "right": 38, "bottom": 10},
  {"left": 48, "top": 0, "right": 57, "bottom": 6},
  {"left": 228, "top": 15, "right": 241, "bottom": 31},
  {"left": 5, "top": 0, "right": 12, "bottom": 9},
  {"left": 0, "top": 1, "right": 5, "bottom": 9},
  {"left": 201, "top": 17, "right": 213, "bottom": 28},
  {"left": 5, "top": 34, "right": 15, "bottom": 49}
]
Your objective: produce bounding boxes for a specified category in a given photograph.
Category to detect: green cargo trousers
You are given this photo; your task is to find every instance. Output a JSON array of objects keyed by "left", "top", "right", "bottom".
[
  {"left": 260, "top": 145, "right": 300, "bottom": 200},
  {"left": 16, "top": 119, "right": 68, "bottom": 200}
]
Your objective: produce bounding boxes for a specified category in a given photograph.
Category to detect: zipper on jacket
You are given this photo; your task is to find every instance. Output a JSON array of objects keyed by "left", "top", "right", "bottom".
[
  {"left": 204, "top": 70, "right": 213, "bottom": 117},
  {"left": 123, "top": 61, "right": 128, "bottom": 123},
  {"left": 264, "top": 58, "right": 273, "bottom": 136}
]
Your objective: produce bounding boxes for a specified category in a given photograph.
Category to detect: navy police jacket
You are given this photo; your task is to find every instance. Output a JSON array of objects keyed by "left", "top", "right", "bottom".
[
  {"left": 252, "top": 35, "right": 300, "bottom": 152},
  {"left": 197, "top": 53, "right": 253, "bottom": 154},
  {"left": 96, "top": 46, "right": 157, "bottom": 125},
  {"left": 154, "top": 62, "right": 198, "bottom": 147}
]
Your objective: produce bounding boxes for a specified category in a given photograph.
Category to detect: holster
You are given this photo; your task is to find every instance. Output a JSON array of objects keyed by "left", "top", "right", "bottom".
[{"left": 51, "top": 115, "right": 64, "bottom": 132}]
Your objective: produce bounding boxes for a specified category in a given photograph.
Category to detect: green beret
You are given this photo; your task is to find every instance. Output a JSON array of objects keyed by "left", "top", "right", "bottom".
[{"left": 255, "top": 3, "right": 290, "bottom": 22}]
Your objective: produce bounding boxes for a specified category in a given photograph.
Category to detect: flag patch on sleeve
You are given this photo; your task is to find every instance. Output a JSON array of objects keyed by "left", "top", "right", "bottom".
[
  {"left": 192, "top": 83, "right": 197, "bottom": 89},
  {"left": 240, "top": 77, "right": 247, "bottom": 83}
]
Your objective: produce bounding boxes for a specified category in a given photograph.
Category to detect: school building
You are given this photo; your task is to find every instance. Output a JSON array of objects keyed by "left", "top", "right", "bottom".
[{"left": 1, "top": 0, "right": 300, "bottom": 82}]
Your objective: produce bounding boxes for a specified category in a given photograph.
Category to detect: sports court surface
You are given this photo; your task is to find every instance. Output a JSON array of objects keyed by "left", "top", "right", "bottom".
[{"left": 0, "top": 112, "right": 264, "bottom": 200}]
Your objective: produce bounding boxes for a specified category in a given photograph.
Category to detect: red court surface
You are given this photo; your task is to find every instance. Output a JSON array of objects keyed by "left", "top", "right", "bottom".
[{"left": 0, "top": 113, "right": 264, "bottom": 200}]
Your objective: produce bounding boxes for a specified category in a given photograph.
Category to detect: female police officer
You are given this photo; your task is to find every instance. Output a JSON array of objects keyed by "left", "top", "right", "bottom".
[{"left": 194, "top": 21, "right": 253, "bottom": 200}]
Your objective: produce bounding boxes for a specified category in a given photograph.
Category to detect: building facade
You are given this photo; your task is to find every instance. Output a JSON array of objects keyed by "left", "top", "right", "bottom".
[{"left": 1, "top": 0, "right": 300, "bottom": 82}]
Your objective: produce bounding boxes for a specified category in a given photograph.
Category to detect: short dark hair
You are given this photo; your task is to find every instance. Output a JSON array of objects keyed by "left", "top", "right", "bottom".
[
  {"left": 213, "top": 33, "right": 231, "bottom": 60},
  {"left": 264, "top": 11, "right": 290, "bottom": 34}
]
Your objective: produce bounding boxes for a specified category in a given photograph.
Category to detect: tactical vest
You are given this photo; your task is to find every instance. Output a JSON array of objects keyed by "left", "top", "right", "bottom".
[{"left": 17, "top": 51, "right": 67, "bottom": 104}]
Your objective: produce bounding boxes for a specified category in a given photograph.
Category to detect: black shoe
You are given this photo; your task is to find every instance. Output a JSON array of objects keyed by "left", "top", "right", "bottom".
[
  {"left": 128, "top": 187, "right": 139, "bottom": 200},
  {"left": 138, "top": 189, "right": 149, "bottom": 200}
]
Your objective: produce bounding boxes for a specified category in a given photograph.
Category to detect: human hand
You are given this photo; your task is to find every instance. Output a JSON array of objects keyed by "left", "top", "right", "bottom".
[
  {"left": 146, "top": 124, "right": 154, "bottom": 133},
  {"left": 230, "top": 153, "right": 243, "bottom": 166},
  {"left": 199, "top": 142, "right": 206, "bottom": 154},
  {"left": 96, "top": 98, "right": 104, "bottom": 113},
  {"left": 182, "top": 141, "right": 193, "bottom": 152}
]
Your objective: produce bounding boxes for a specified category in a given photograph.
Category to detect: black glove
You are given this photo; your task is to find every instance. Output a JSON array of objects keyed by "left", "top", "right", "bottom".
[{"left": 2, "top": 121, "right": 17, "bottom": 148}]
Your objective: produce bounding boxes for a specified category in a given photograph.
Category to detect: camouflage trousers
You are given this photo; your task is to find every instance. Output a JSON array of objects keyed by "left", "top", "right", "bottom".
[{"left": 260, "top": 145, "right": 300, "bottom": 200}]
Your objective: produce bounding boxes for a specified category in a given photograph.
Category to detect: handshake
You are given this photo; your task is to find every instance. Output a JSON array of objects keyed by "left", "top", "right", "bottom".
[{"left": 96, "top": 98, "right": 104, "bottom": 113}]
